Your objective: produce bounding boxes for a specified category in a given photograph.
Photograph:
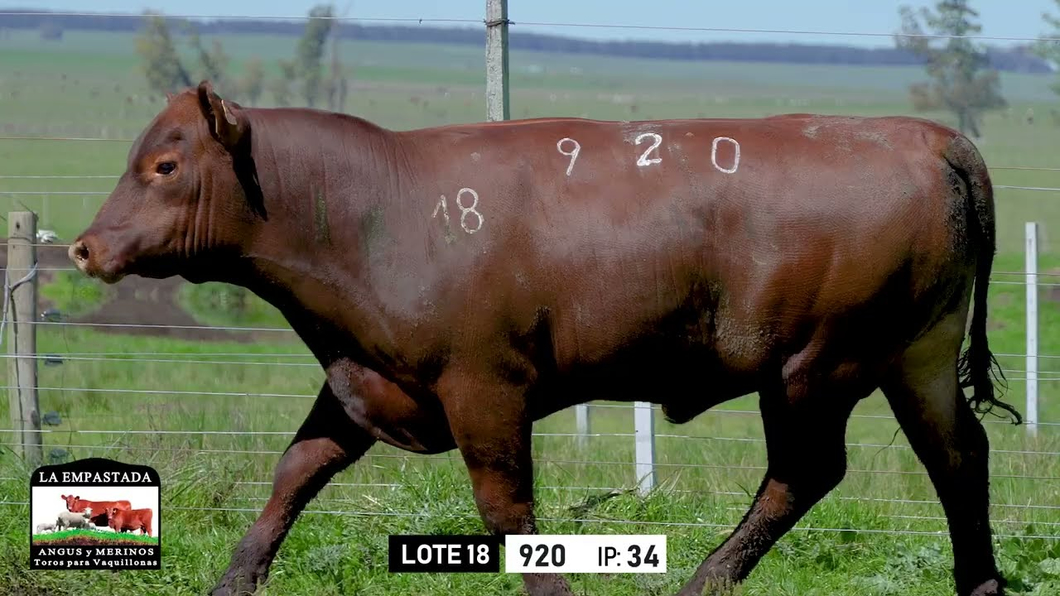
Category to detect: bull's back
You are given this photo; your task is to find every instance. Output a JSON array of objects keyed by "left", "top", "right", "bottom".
[
  {"left": 416, "top": 113, "right": 961, "bottom": 296},
  {"left": 414, "top": 113, "right": 958, "bottom": 258}
]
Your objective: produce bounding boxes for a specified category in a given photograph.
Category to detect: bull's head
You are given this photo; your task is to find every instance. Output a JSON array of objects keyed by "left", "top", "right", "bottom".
[
  {"left": 70, "top": 80, "right": 262, "bottom": 284},
  {"left": 61, "top": 494, "right": 80, "bottom": 511},
  {"left": 107, "top": 507, "right": 120, "bottom": 521}
]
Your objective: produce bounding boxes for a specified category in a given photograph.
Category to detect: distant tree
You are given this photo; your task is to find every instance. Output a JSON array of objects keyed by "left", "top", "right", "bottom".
[
  {"left": 295, "top": 5, "right": 336, "bottom": 107},
  {"left": 269, "top": 59, "right": 298, "bottom": 107},
  {"left": 908, "top": 82, "right": 942, "bottom": 111},
  {"left": 895, "top": 1, "right": 1006, "bottom": 138},
  {"left": 325, "top": 26, "right": 350, "bottom": 111},
  {"left": 134, "top": 13, "right": 192, "bottom": 96},
  {"left": 1033, "top": 0, "right": 1060, "bottom": 97},
  {"left": 135, "top": 13, "right": 237, "bottom": 99},
  {"left": 239, "top": 58, "right": 266, "bottom": 106},
  {"left": 186, "top": 25, "right": 230, "bottom": 91},
  {"left": 325, "top": 2, "right": 354, "bottom": 112}
]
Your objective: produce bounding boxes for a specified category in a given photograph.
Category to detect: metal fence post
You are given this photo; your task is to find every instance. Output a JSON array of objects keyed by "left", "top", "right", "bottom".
[
  {"left": 6, "top": 211, "right": 41, "bottom": 467},
  {"left": 485, "top": 0, "right": 510, "bottom": 121},
  {"left": 1025, "top": 221, "right": 1039, "bottom": 437},
  {"left": 634, "top": 402, "right": 656, "bottom": 495},
  {"left": 575, "top": 404, "right": 590, "bottom": 446}
]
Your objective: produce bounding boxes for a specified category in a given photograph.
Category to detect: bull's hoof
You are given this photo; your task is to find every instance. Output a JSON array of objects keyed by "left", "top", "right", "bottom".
[
  {"left": 675, "top": 573, "right": 739, "bottom": 596},
  {"left": 522, "top": 572, "right": 574, "bottom": 596},
  {"left": 968, "top": 579, "right": 1004, "bottom": 596},
  {"left": 209, "top": 569, "right": 265, "bottom": 596}
]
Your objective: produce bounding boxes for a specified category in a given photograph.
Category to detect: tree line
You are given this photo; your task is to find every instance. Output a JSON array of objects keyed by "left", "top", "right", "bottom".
[
  {"left": 132, "top": 5, "right": 349, "bottom": 111},
  {"left": 0, "top": 7, "right": 1052, "bottom": 74}
]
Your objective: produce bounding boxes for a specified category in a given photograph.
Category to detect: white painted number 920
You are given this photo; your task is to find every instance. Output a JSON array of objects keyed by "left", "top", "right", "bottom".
[{"left": 554, "top": 133, "right": 740, "bottom": 176}]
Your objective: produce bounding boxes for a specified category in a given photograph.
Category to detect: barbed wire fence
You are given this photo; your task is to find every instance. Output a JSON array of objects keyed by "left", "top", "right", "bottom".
[{"left": 0, "top": 3, "right": 1058, "bottom": 542}]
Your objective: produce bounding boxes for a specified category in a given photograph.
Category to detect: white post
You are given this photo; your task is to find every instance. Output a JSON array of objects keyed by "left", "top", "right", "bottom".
[
  {"left": 634, "top": 402, "right": 656, "bottom": 495},
  {"left": 1025, "top": 221, "right": 1039, "bottom": 437},
  {"left": 484, "top": 0, "right": 510, "bottom": 121},
  {"left": 575, "top": 404, "right": 590, "bottom": 446}
]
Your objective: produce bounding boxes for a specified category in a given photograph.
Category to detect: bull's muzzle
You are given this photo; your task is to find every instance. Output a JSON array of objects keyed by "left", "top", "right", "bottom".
[
  {"left": 68, "top": 239, "right": 90, "bottom": 272},
  {"left": 68, "top": 235, "right": 125, "bottom": 283}
]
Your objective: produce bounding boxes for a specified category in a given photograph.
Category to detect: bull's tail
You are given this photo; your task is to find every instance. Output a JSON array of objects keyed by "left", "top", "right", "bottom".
[{"left": 947, "top": 135, "right": 1022, "bottom": 424}]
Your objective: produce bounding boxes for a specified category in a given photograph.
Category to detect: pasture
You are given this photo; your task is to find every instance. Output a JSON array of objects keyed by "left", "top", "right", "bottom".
[
  {"left": 32, "top": 528, "right": 158, "bottom": 546},
  {"left": 1, "top": 26, "right": 1059, "bottom": 596}
]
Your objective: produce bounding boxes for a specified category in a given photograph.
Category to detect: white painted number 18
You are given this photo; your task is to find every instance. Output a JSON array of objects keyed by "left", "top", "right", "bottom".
[{"left": 433, "top": 188, "right": 484, "bottom": 235}]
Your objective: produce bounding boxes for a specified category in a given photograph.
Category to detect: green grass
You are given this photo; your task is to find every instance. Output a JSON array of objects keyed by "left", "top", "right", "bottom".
[
  {"left": 39, "top": 270, "right": 107, "bottom": 317},
  {"left": 178, "top": 283, "right": 288, "bottom": 329},
  {"left": 0, "top": 27, "right": 1059, "bottom": 596},
  {"left": 33, "top": 528, "right": 157, "bottom": 545}
]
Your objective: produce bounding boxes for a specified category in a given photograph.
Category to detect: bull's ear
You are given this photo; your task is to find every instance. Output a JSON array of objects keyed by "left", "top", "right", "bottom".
[
  {"left": 197, "top": 80, "right": 248, "bottom": 152},
  {"left": 165, "top": 92, "right": 176, "bottom": 103}
]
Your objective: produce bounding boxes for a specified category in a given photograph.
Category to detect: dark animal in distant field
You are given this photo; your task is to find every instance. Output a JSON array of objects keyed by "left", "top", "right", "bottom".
[
  {"left": 70, "top": 80, "right": 1020, "bottom": 596},
  {"left": 106, "top": 507, "right": 153, "bottom": 536},
  {"left": 62, "top": 494, "right": 132, "bottom": 527}
]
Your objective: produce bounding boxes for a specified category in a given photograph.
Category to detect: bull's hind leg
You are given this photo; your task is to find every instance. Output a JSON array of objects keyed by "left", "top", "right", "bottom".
[
  {"left": 881, "top": 315, "right": 1005, "bottom": 596},
  {"left": 677, "top": 386, "right": 858, "bottom": 596},
  {"left": 210, "top": 383, "right": 376, "bottom": 596}
]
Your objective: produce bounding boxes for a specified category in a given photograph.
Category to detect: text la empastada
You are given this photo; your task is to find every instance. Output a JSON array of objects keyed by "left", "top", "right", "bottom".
[{"left": 36, "top": 471, "right": 154, "bottom": 484}]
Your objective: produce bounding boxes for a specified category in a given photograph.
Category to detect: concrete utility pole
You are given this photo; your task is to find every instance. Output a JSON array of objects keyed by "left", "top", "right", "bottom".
[{"left": 485, "top": 0, "right": 511, "bottom": 121}]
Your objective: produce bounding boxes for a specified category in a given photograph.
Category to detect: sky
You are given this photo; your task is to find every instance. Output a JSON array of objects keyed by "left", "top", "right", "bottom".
[{"left": 1, "top": 1, "right": 1056, "bottom": 48}]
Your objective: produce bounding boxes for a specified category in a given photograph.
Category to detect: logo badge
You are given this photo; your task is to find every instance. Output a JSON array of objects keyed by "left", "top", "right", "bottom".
[{"left": 30, "top": 457, "right": 161, "bottom": 570}]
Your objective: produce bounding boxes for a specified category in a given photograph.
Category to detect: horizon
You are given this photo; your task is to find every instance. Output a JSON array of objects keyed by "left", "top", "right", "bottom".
[{"left": 0, "top": 1, "right": 1055, "bottom": 50}]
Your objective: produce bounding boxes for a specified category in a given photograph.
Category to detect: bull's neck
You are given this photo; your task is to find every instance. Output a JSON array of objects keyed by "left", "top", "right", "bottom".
[{"left": 229, "top": 109, "right": 408, "bottom": 368}]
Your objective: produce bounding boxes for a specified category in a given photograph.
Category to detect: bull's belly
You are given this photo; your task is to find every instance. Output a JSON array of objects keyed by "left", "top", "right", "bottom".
[
  {"left": 533, "top": 336, "right": 762, "bottom": 424},
  {"left": 326, "top": 360, "right": 457, "bottom": 454}
]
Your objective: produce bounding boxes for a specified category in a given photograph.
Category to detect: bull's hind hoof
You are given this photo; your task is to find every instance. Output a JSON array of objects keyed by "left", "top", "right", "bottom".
[
  {"left": 209, "top": 571, "right": 262, "bottom": 596},
  {"left": 675, "top": 574, "right": 740, "bottom": 596},
  {"left": 523, "top": 573, "right": 575, "bottom": 596}
]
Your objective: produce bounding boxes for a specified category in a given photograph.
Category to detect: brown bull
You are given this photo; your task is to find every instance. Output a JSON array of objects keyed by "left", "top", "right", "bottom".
[
  {"left": 107, "top": 506, "right": 154, "bottom": 537},
  {"left": 70, "top": 81, "right": 1020, "bottom": 596},
  {"left": 62, "top": 494, "right": 132, "bottom": 528}
]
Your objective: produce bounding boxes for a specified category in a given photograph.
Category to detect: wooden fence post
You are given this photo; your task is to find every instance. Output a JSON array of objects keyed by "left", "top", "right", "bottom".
[{"left": 7, "top": 211, "right": 41, "bottom": 467}]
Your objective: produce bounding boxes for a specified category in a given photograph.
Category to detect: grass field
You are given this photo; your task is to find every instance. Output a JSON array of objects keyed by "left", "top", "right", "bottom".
[
  {"left": 1, "top": 25, "right": 1060, "bottom": 596},
  {"left": 32, "top": 528, "right": 158, "bottom": 546}
]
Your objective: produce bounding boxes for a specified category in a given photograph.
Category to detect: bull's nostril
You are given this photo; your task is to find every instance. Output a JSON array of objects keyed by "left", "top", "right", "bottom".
[{"left": 72, "top": 241, "right": 89, "bottom": 263}]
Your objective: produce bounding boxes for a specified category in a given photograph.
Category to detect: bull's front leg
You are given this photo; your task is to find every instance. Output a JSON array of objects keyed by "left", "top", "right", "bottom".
[
  {"left": 437, "top": 366, "right": 573, "bottom": 596},
  {"left": 210, "top": 382, "right": 376, "bottom": 596}
]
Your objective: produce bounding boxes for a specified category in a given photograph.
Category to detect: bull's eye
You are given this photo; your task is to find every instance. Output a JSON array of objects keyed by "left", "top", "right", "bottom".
[{"left": 156, "top": 162, "right": 177, "bottom": 176}]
